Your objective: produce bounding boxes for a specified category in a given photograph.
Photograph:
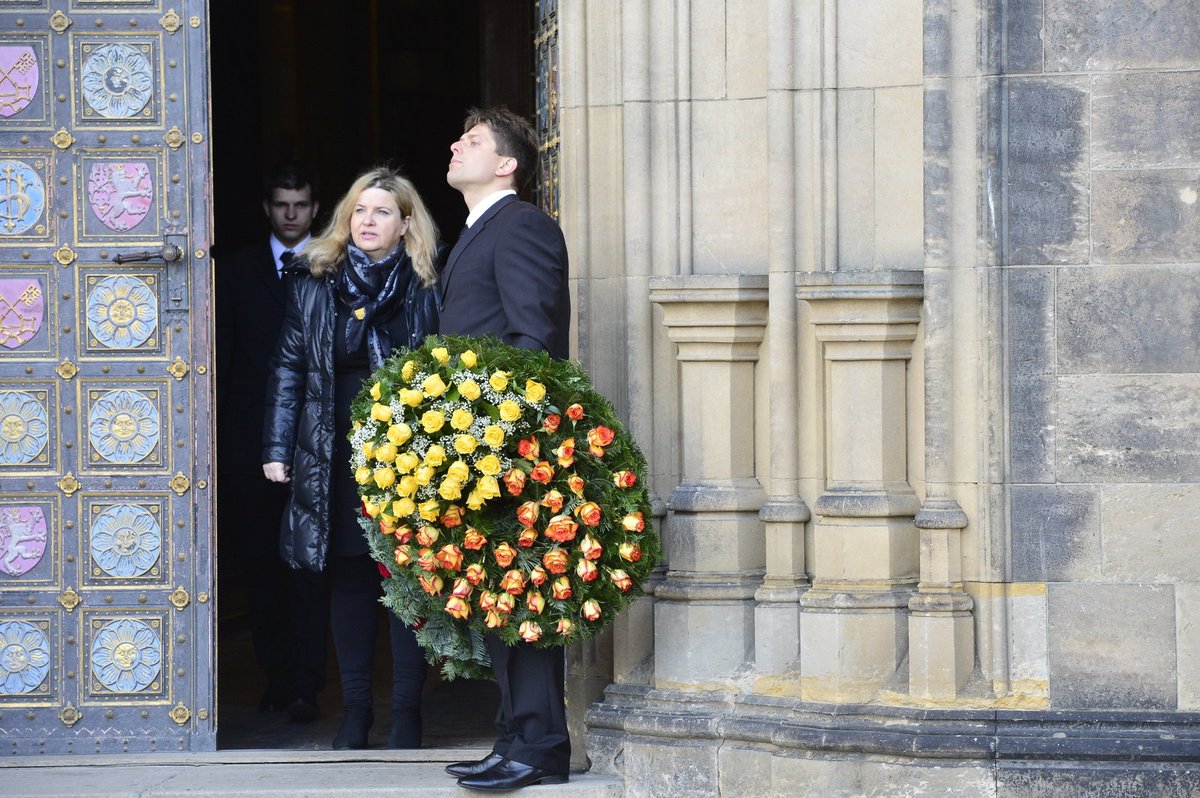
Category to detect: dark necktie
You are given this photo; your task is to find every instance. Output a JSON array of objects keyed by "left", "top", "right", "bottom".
[{"left": 279, "top": 250, "right": 295, "bottom": 279}]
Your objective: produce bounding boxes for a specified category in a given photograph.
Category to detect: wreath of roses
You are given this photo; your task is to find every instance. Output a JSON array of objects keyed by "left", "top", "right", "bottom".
[{"left": 348, "top": 335, "right": 660, "bottom": 680}]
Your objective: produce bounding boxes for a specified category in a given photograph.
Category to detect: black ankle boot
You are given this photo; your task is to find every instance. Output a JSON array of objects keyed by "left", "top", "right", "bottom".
[
  {"left": 332, "top": 705, "right": 374, "bottom": 750},
  {"left": 387, "top": 708, "right": 422, "bottom": 749}
]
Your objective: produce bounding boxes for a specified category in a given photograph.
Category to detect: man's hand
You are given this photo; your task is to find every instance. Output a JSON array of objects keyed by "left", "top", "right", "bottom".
[{"left": 263, "top": 462, "right": 290, "bottom": 483}]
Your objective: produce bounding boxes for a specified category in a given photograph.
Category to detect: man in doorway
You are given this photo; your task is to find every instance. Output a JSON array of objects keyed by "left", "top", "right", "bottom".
[
  {"left": 215, "top": 161, "right": 324, "bottom": 721},
  {"left": 439, "top": 108, "right": 572, "bottom": 791}
]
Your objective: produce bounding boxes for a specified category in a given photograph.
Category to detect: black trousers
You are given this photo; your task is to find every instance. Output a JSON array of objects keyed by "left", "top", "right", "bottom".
[{"left": 485, "top": 634, "right": 570, "bottom": 774}]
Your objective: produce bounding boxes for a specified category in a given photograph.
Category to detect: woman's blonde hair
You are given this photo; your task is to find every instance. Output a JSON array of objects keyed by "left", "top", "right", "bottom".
[{"left": 303, "top": 166, "right": 439, "bottom": 286}]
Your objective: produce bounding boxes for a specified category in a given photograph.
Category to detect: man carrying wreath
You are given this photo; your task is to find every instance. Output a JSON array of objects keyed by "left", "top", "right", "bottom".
[{"left": 438, "top": 107, "right": 572, "bottom": 791}]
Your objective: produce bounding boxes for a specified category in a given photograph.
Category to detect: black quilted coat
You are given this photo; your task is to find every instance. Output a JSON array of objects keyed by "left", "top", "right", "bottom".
[{"left": 262, "top": 257, "right": 439, "bottom": 571}]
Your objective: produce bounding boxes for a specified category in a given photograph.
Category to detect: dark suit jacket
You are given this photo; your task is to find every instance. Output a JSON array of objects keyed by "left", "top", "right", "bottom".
[{"left": 438, "top": 195, "right": 570, "bottom": 359}]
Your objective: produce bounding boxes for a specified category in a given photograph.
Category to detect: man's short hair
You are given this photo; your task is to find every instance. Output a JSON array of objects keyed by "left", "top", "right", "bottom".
[
  {"left": 263, "top": 161, "right": 318, "bottom": 202},
  {"left": 463, "top": 107, "right": 539, "bottom": 192}
]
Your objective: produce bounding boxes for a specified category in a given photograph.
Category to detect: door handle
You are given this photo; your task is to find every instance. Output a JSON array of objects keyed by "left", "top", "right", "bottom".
[{"left": 113, "top": 241, "right": 184, "bottom": 264}]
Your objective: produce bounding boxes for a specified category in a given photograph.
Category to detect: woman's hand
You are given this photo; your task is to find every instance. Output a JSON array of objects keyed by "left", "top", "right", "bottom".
[{"left": 263, "top": 462, "right": 291, "bottom": 483}]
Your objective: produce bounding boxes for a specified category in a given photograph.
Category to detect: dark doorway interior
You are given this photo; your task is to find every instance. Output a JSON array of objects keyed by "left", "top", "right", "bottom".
[{"left": 209, "top": 0, "right": 533, "bottom": 750}]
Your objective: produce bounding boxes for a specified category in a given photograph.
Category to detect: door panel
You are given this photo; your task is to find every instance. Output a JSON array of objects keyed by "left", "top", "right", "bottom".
[{"left": 0, "top": 1, "right": 213, "bottom": 753}]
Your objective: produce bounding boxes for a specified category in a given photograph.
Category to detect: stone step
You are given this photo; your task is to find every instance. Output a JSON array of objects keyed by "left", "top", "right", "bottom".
[{"left": 0, "top": 749, "right": 622, "bottom": 797}]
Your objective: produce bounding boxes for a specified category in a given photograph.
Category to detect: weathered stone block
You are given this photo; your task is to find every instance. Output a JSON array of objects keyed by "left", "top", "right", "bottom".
[
  {"left": 1010, "top": 486, "right": 1100, "bottom": 582},
  {"left": 1178, "top": 584, "right": 1200, "bottom": 710},
  {"left": 1093, "top": 72, "right": 1200, "bottom": 169},
  {"left": 1100, "top": 485, "right": 1200, "bottom": 583},
  {"left": 717, "top": 744, "right": 773, "bottom": 798},
  {"left": 1045, "top": 0, "right": 1200, "bottom": 71},
  {"left": 1008, "top": 374, "right": 1055, "bottom": 483},
  {"left": 863, "top": 761, "right": 996, "bottom": 797},
  {"left": 837, "top": 0, "right": 923, "bottom": 88},
  {"left": 985, "top": 0, "right": 1045, "bottom": 75},
  {"left": 1006, "top": 268, "right": 1054, "bottom": 376},
  {"left": 1005, "top": 584, "right": 1050, "bottom": 696},
  {"left": 1047, "top": 583, "right": 1176, "bottom": 709},
  {"left": 1092, "top": 169, "right": 1200, "bottom": 264},
  {"left": 1004, "top": 78, "right": 1090, "bottom": 265},
  {"left": 624, "top": 736, "right": 720, "bottom": 798},
  {"left": 769, "top": 754, "right": 862, "bottom": 797},
  {"left": 1057, "top": 265, "right": 1200, "bottom": 374},
  {"left": 1058, "top": 375, "right": 1200, "bottom": 482},
  {"left": 998, "top": 763, "right": 1200, "bottom": 798}
]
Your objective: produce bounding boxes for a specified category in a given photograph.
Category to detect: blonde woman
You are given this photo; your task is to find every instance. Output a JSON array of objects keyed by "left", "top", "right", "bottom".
[{"left": 262, "top": 167, "right": 440, "bottom": 749}]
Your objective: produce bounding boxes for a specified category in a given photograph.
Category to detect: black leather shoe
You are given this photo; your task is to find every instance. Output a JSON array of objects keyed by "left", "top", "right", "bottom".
[
  {"left": 457, "top": 759, "right": 568, "bottom": 791},
  {"left": 387, "top": 709, "right": 422, "bottom": 749},
  {"left": 332, "top": 705, "right": 374, "bottom": 750},
  {"left": 285, "top": 695, "right": 319, "bottom": 723},
  {"left": 445, "top": 752, "right": 505, "bottom": 778}
]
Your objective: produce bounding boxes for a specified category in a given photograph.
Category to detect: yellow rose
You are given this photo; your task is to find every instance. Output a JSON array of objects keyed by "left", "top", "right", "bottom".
[
  {"left": 466, "top": 490, "right": 486, "bottom": 511},
  {"left": 476, "top": 454, "right": 502, "bottom": 476},
  {"left": 498, "top": 400, "right": 522, "bottom": 422},
  {"left": 421, "top": 410, "right": 446, "bottom": 434},
  {"left": 392, "top": 497, "right": 416, "bottom": 517},
  {"left": 459, "top": 380, "right": 482, "bottom": 401},
  {"left": 524, "top": 379, "right": 546, "bottom": 403},
  {"left": 451, "top": 408, "right": 474, "bottom": 431},
  {"left": 438, "top": 478, "right": 463, "bottom": 501},
  {"left": 477, "top": 475, "right": 501, "bottom": 499},
  {"left": 370, "top": 402, "right": 392, "bottom": 423},
  {"left": 446, "top": 459, "right": 471, "bottom": 483},
  {"left": 362, "top": 440, "right": 376, "bottom": 459},
  {"left": 370, "top": 381, "right": 382, "bottom": 400},
  {"left": 387, "top": 423, "right": 413, "bottom": 446},
  {"left": 431, "top": 346, "right": 450, "bottom": 365},
  {"left": 373, "top": 467, "right": 396, "bottom": 489},
  {"left": 363, "top": 499, "right": 381, "bottom": 518},
  {"left": 355, "top": 466, "right": 372, "bottom": 485},
  {"left": 397, "top": 475, "right": 419, "bottom": 497},
  {"left": 395, "top": 451, "right": 420, "bottom": 473},
  {"left": 489, "top": 371, "right": 510, "bottom": 392},
  {"left": 422, "top": 373, "right": 448, "bottom": 397},
  {"left": 424, "top": 444, "right": 447, "bottom": 467},
  {"left": 414, "top": 465, "right": 435, "bottom": 486},
  {"left": 460, "top": 350, "right": 478, "bottom": 368},
  {"left": 418, "top": 499, "right": 441, "bottom": 522},
  {"left": 482, "top": 425, "right": 506, "bottom": 448},
  {"left": 454, "top": 434, "right": 479, "bottom": 455},
  {"left": 373, "top": 442, "right": 397, "bottom": 463},
  {"left": 400, "top": 388, "right": 424, "bottom": 407},
  {"left": 401, "top": 360, "right": 416, "bottom": 381}
]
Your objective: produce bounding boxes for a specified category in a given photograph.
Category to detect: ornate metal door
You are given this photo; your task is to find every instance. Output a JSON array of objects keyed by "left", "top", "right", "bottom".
[{"left": 0, "top": 2, "right": 214, "bottom": 753}]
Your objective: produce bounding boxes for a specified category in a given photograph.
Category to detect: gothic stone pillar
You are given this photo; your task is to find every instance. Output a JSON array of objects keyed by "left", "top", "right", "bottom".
[
  {"left": 649, "top": 274, "right": 768, "bottom": 688},
  {"left": 796, "top": 270, "right": 923, "bottom": 701}
]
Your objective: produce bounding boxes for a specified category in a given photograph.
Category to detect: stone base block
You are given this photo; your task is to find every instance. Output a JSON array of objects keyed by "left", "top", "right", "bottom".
[
  {"left": 811, "top": 517, "right": 919, "bottom": 582},
  {"left": 624, "top": 736, "right": 720, "bottom": 798},
  {"left": 753, "top": 601, "right": 801, "bottom": 673},
  {"left": 799, "top": 607, "right": 907, "bottom": 701},
  {"left": 654, "top": 598, "right": 754, "bottom": 688},
  {"left": 908, "top": 609, "right": 974, "bottom": 699}
]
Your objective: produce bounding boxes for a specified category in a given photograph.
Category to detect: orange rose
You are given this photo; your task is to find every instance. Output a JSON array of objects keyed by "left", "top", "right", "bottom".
[
  {"left": 485, "top": 609, "right": 505, "bottom": 629},
  {"left": 575, "top": 558, "right": 599, "bottom": 582},
  {"left": 580, "top": 534, "right": 603, "bottom": 561},
  {"left": 493, "top": 542, "right": 517, "bottom": 567},
  {"left": 499, "top": 569, "right": 527, "bottom": 595},
  {"left": 445, "top": 596, "right": 471, "bottom": 619},
  {"left": 613, "top": 470, "right": 637, "bottom": 488},
  {"left": 543, "top": 414, "right": 561, "bottom": 433},
  {"left": 544, "top": 515, "right": 579, "bottom": 543},
  {"left": 589, "top": 443, "right": 605, "bottom": 458},
  {"left": 440, "top": 505, "right": 464, "bottom": 528},
  {"left": 554, "top": 438, "right": 575, "bottom": 468},
  {"left": 581, "top": 599, "right": 602, "bottom": 621},
  {"left": 519, "top": 621, "right": 543, "bottom": 642},
  {"left": 393, "top": 545, "right": 414, "bottom": 567},
  {"left": 496, "top": 592, "right": 516, "bottom": 614},
  {"left": 542, "top": 548, "right": 569, "bottom": 574},
  {"left": 567, "top": 474, "right": 585, "bottom": 498},
  {"left": 619, "top": 541, "right": 643, "bottom": 563},
  {"left": 516, "top": 501, "right": 540, "bottom": 528},
  {"left": 503, "top": 468, "right": 527, "bottom": 496},
  {"left": 529, "top": 565, "right": 548, "bottom": 586},
  {"left": 526, "top": 591, "right": 546, "bottom": 615},
  {"left": 566, "top": 403, "right": 584, "bottom": 421},
  {"left": 465, "top": 563, "right": 486, "bottom": 586},
  {"left": 379, "top": 515, "right": 398, "bottom": 535},
  {"left": 529, "top": 461, "right": 555, "bottom": 485},
  {"left": 463, "top": 527, "right": 488, "bottom": 550},
  {"left": 518, "top": 527, "right": 539, "bottom": 548},
  {"left": 622, "top": 512, "right": 645, "bottom": 532},
  {"left": 415, "top": 525, "right": 440, "bottom": 548},
  {"left": 417, "top": 548, "right": 438, "bottom": 572},
  {"left": 587, "top": 425, "right": 615, "bottom": 447},
  {"left": 437, "top": 544, "right": 464, "bottom": 571},
  {"left": 451, "top": 576, "right": 473, "bottom": 599},
  {"left": 610, "top": 568, "right": 634, "bottom": 591},
  {"left": 556, "top": 617, "right": 575, "bottom": 636},
  {"left": 539, "top": 490, "right": 565, "bottom": 513},
  {"left": 477, "top": 590, "right": 498, "bottom": 611},
  {"left": 395, "top": 526, "right": 413, "bottom": 545},
  {"left": 575, "top": 502, "right": 603, "bottom": 527},
  {"left": 517, "top": 437, "right": 540, "bottom": 461},
  {"left": 551, "top": 576, "right": 572, "bottom": 600},
  {"left": 419, "top": 573, "right": 444, "bottom": 595}
]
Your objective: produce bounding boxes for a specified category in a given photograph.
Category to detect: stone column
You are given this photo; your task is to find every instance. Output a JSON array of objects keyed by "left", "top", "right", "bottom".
[
  {"left": 649, "top": 274, "right": 768, "bottom": 688},
  {"left": 796, "top": 270, "right": 923, "bottom": 702}
]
